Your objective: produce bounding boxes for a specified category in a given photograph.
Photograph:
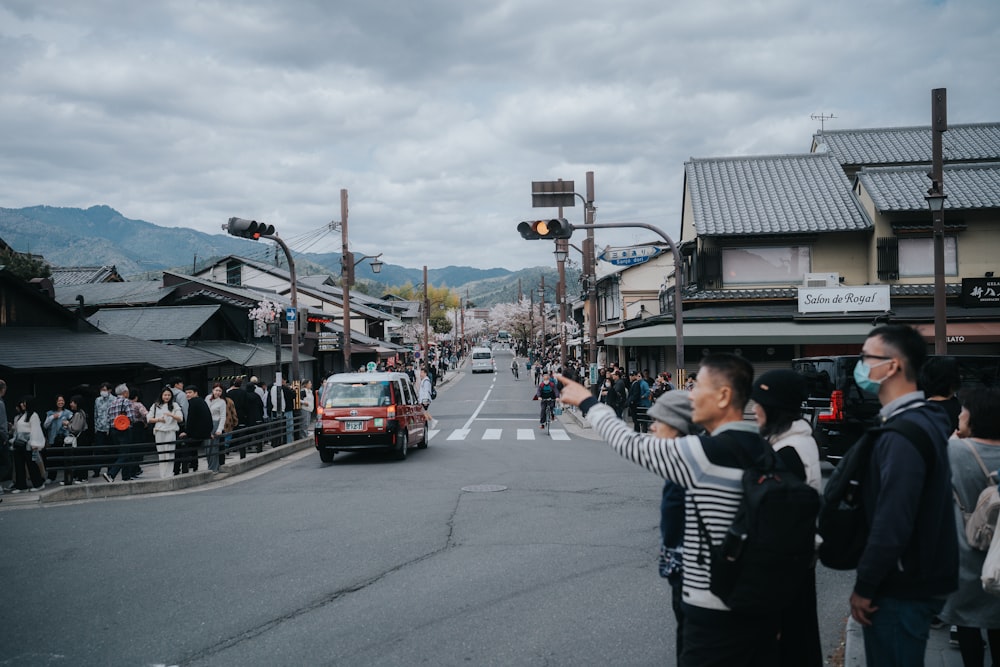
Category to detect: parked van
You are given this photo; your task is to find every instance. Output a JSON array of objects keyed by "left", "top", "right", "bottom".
[
  {"left": 470, "top": 347, "right": 496, "bottom": 373},
  {"left": 793, "top": 354, "right": 1000, "bottom": 461}
]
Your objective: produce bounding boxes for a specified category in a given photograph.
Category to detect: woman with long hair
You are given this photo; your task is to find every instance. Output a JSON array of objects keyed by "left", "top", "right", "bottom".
[
  {"left": 148, "top": 386, "right": 183, "bottom": 479},
  {"left": 9, "top": 396, "right": 46, "bottom": 492}
]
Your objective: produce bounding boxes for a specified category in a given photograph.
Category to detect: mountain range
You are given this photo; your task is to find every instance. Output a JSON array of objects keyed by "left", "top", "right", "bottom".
[{"left": 0, "top": 205, "right": 576, "bottom": 307}]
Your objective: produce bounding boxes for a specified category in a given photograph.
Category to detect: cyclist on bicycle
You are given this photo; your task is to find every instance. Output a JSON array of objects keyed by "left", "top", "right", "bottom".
[
  {"left": 533, "top": 372, "right": 561, "bottom": 429},
  {"left": 511, "top": 358, "right": 519, "bottom": 379}
]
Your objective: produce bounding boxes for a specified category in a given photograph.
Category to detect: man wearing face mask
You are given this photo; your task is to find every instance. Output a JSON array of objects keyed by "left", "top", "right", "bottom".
[
  {"left": 91, "top": 381, "right": 114, "bottom": 479},
  {"left": 850, "top": 325, "right": 957, "bottom": 666}
]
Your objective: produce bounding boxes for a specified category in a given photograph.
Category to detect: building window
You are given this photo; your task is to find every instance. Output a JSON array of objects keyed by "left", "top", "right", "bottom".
[
  {"left": 226, "top": 260, "right": 242, "bottom": 286},
  {"left": 722, "top": 246, "right": 811, "bottom": 285},
  {"left": 899, "top": 237, "right": 957, "bottom": 277}
]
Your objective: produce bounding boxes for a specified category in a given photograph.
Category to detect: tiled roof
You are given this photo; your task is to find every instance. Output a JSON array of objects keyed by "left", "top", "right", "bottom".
[
  {"left": 53, "top": 281, "right": 174, "bottom": 308},
  {"left": 0, "top": 327, "right": 221, "bottom": 373},
  {"left": 49, "top": 265, "right": 121, "bottom": 286},
  {"left": 188, "top": 341, "right": 316, "bottom": 367},
  {"left": 684, "top": 153, "right": 869, "bottom": 236},
  {"left": 815, "top": 123, "right": 1000, "bottom": 166},
  {"left": 87, "top": 305, "right": 222, "bottom": 340},
  {"left": 857, "top": 163, "right": 1000, "bottom": 212}
]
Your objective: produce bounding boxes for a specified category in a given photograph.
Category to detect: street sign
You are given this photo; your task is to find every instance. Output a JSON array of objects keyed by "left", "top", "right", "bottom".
[
  {"left": 366, "top": 361, "right": 377, "bottom": 373},
  {"left": 597, "top": 245, "right": 663, "bottom": 267},
  {"left": 532, "top": 180, "right": 576, "bottom": 208},
  {"left": 285, "top": 307, "right": 297, "bottom": 322}
]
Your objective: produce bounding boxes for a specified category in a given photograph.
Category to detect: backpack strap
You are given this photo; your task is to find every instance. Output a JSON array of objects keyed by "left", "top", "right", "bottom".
[
  {"left": 877, "top": 418, "right": 936, "bottom": 470},
  {"left": 962, "top": 438, "right": 993, "bottom": 481}
]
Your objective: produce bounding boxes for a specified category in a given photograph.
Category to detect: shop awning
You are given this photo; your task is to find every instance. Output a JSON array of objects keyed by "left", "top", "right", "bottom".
[
  {"left": 913, "top": 322, "right": 1000, "bottom": 344},
  {"left": 603, "top": 321, "right": 875, "bottom": 346}
]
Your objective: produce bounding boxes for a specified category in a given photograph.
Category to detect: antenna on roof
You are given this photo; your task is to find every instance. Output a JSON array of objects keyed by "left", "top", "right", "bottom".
[{"left": 811, "top": 113, "right": 837, "bottom": 133}]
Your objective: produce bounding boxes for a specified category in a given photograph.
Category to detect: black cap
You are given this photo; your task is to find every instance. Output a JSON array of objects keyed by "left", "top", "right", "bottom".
[{"left": 750, "top": 369, "right": 807, "bottom": 410}]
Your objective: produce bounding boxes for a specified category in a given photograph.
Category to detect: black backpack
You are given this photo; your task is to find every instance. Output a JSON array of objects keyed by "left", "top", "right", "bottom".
[
  {"left": 693, "top": 434, "right": 820, "bottom": 613},
  {"left": 817, "top": 418, "right": 935, "bottom": 570}
]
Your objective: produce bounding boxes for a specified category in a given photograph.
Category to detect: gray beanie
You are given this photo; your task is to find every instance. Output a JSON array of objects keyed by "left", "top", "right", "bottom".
[{"left": 646, "top": 390, "right": 693, "bottom": 435}]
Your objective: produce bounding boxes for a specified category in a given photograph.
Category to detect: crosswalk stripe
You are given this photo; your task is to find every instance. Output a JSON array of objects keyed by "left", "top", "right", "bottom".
[
  {"left": 516, "top": 429, "right": 535, "bottom": 440},
  {"left": 447, "top": 429, "right": 470, "bottom": 440},
  {"left": 550, "top": 429, "right": 570, "bottom": 440},
  {"left": 483, "top": 429, "right": 502, "bottom": 440}
]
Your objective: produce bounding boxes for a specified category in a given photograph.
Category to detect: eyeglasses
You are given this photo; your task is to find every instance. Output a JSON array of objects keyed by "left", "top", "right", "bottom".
[{"left": 858, "top": 353, "right": 894, "bottom": 363}]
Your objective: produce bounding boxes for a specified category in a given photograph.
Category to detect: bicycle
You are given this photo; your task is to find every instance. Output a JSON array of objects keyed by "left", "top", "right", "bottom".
[
  {"left": 541, "top": 397, "right": 556, "bottom": 435},
  {"left": 511, "top": 363, "right": 519, "bottom": 380}
]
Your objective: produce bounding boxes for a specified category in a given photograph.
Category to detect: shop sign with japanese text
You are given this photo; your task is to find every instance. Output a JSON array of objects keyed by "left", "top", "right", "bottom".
[{"left": 961, "top": 278, "right": 1000, "bottom": 308}]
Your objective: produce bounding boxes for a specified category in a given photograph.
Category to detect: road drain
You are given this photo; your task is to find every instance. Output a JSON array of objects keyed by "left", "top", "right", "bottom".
[{"left": 461, "top": 484, "right": 508, "bottom": 493}]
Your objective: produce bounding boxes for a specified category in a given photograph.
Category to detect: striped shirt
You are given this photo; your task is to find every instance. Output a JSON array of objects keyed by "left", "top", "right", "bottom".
[{"left": 587, "top": 402, "right": 763, "bottom": 611}]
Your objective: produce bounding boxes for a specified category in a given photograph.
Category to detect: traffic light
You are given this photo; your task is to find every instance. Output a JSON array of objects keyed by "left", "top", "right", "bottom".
[
  {"left": 517, "top": 218, "right": 573, "bottom": 240},
  {"left": 227, "top": 217, "right": 276, "bottom": 240}
]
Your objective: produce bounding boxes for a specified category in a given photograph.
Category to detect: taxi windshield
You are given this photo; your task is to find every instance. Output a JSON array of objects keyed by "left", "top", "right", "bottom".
[{"left": 321, "top": 381, "right": 391, "bottom": 408}]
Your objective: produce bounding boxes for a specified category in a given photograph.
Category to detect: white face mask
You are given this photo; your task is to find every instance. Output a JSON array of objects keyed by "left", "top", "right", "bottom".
[{"left": 100, "top": 390, "right": 109, "bottom": 397}]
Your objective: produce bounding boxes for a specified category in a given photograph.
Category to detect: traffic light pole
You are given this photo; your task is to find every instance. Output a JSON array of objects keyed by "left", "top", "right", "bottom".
[
  {"left": 259, "top": 232, "right": 301, "bottom": 385},
  {"left": 564, "top": 220, "right": 684, "bottom": 381}
]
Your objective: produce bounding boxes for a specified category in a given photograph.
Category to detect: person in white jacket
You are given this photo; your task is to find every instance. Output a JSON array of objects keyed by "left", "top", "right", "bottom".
[
  {"left": 9, "top": 396, "right": 46, "bottom": 492},
  {"left": 750, "top": 368, "right": 822, "bottom": 667},
  {"left": 148, "top": 387, "right": 184, "bottom": 479}
]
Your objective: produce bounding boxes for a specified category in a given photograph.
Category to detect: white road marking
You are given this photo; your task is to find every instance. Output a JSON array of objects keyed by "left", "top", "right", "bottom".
[
  {"left": 517, "top": 429, "right": 536, "bottom": 440},
  {"left": 483, "top": 429, "right": 502, "bottom": 440},
  {"left": 550, "top": 429, "right": 570, "bottom": 440},
  {"left": 447, "top": 429, "right": 470, "bottom": 440}
]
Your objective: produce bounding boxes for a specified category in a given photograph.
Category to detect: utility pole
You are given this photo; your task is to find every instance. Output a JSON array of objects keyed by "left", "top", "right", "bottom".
[
  {"left": 423, "top": 265, "right": 430, "bottom": 368},
  {"left": 340, "top": 189, "right": 353, "bottom": 371},
  {"left": 584, "top": 172, "right": 598, "bottom": 377},
  {"left": 929, "top": 88, "right": 948, "bottom": 355}
]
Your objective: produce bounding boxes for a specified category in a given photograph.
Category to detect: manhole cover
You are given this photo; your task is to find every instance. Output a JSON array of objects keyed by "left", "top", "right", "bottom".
[{"left": 461, "top": 484, "right": 508, "bottom": 493}]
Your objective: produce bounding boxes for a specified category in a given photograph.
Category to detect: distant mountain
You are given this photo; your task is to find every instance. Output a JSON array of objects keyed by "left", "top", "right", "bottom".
[{"left": 0, "top": 205, "right": 578, "bottom": 308}]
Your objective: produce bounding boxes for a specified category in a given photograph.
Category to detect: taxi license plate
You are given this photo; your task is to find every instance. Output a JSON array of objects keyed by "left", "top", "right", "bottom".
[{"left": 343, "top": 420, "right": 365, "bottom": 432}]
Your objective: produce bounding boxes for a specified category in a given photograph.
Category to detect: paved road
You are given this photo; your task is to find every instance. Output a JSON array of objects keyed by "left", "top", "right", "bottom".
[{"left": 1, "top": 352, "right": 857, "bottom": 666}]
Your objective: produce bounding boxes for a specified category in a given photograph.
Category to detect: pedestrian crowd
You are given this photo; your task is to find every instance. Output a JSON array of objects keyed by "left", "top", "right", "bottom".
[
  {"left": 1, "top": 375, "right": 315, "bottom": 497},
  {"left": 555, "top": 324, "right": 1000, "bottom": 667}
]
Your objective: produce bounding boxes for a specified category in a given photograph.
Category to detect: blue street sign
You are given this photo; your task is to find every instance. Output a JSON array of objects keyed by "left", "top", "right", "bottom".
[{"left": 285, "top": 308, "right": 297, "bottom": 322}]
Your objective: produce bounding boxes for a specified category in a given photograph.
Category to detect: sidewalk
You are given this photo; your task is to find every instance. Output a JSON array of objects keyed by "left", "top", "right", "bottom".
[
  {"left": 0, "top": 436, "right": 315, "bottom": 508},
  {"left": 843, "top": 616, "right": 964, "bottom": 666}
]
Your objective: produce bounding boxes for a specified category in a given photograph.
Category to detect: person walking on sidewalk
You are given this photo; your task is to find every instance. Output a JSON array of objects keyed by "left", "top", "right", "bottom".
[
  {"left": 179, "top": 385, "right": 213, "bottom": 474},
  {"left": 557, "top": 354, "right": 788, "bottom": 666},
  {"left": 849, "top": 325, "right": 958, "bottom": 667},
  {"left": 9, "top": 396, "right": 46, "bottom": 492}
]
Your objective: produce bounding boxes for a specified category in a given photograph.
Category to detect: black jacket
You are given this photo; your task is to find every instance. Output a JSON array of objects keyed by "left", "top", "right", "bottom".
[
  {"left": 856, "top": 397, "right": 958, "bottom": 600},
  {"left": 185, "top": 396, "right": 214, "bottom": 440},
  {"left": 226, "top": 387, "right": 251, "bottom": 425}
]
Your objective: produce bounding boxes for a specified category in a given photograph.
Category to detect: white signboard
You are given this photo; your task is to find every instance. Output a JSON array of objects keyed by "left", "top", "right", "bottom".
[{"left": 798, "top": 286, "right": 891, "bottom": 313}]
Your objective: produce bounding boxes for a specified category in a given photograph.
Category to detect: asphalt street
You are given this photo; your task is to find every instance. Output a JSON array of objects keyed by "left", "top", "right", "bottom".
[{"left": 2, "top": 351, "right": 861, "bottom": 666}]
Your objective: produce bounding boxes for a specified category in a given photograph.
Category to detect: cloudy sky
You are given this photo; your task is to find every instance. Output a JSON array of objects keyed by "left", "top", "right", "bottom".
[{"left": 1, "top": 0, "right": 998, "bottom": 272}]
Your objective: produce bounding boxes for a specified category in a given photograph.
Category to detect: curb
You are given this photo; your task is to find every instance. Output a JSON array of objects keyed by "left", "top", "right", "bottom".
[{"left": 2, "top": 438, "right": 315, "bottom": 508}]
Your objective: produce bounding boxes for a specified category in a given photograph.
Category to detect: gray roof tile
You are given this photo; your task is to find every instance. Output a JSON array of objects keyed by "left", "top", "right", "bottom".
[
  {"left": 49, "top": 265, "right": 121, "bottom": 286},
  {"left": 815, "top": 123, "right": 1000, "bottom": 166},
  {"left": 87, "top": 305, "right": 222, "bottom": 340},
  {"left": 0, "top": 327, "right": 221, "bottom": 372},
  {"left": 857, "top": 163, "right": 1000, "bottom": 212},
  {"left": 684, "top": 153, "right": 869, "bottom": 237},
  {"left": 53, "top": 281, "right": 174, "bottom": 307}
]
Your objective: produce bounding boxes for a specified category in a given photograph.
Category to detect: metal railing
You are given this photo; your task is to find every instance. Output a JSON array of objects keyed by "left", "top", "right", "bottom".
[{"left": 33, "top": 413, "right": 310, "bottom": 480}]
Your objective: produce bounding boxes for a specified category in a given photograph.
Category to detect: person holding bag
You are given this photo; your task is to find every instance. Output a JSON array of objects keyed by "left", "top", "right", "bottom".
[
  {"left": 9, "top": 396, "right": 46, "bottom": 492},
  {"left": 940, "top": 387, "right": 1000, "bottom": 667},
  {"left": 61, "top": 395, "right": 89, "bottom": 485}
]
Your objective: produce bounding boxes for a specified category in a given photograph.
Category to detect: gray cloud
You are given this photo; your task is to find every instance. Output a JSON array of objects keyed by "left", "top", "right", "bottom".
[{"left": 1, "top": 0, "right": 998, "bottom": 271}]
